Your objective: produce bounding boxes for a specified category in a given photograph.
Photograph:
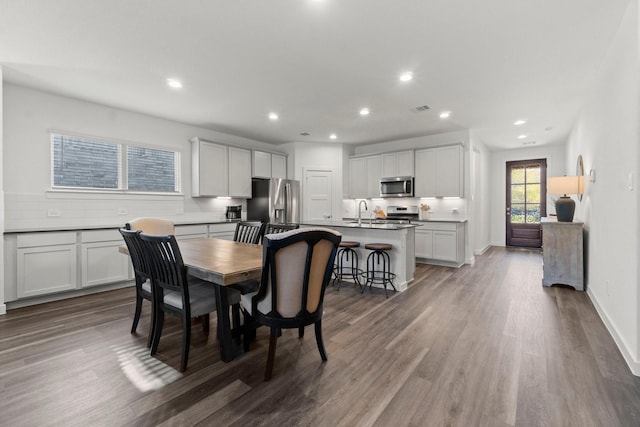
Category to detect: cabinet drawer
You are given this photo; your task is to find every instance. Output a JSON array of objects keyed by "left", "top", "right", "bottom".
[
  {"left": 81, "top": 229, "right": 123, "bottom": 243},
  {"left": 417, "top": 222, "right": 457, "bottom": 232},
  {"left": 175, "top": 224, "right": 208, "bottom": 239},
  {"left": 17, "top": 232, "right": 76, "bottom": 248}
]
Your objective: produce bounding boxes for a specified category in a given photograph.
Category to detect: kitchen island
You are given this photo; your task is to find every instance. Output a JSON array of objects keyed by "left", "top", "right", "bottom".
[{"left": 299, "top": 220, "right": 417, "bottom": 292}]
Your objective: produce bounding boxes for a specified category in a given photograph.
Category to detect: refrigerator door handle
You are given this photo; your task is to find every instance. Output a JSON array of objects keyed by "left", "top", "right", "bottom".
[{"left": 284, "top": 182, "right": 290, "bottom": 223}]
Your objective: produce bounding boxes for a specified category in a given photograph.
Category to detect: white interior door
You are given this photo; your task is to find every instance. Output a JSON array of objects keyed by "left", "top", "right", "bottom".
[{"left": 303, "top": 168, "right": 333, "bottom": 221}]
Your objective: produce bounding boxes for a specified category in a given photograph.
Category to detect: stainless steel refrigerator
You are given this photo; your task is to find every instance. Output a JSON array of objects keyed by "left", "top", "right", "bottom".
[{"left": 247, "top": 178, "right": 300, "bottom": 224}]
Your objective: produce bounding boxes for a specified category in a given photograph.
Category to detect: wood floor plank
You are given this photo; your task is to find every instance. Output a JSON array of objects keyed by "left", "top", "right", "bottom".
[{"left": 1, "top": 247, "right": 639, "bottom": 427}]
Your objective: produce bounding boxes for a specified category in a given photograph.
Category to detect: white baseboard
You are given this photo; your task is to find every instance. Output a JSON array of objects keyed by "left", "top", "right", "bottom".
[
  {"left": 474, "top": 244, "right": 492, "bottom": 256},
  {"left": 587, "top": 288, "right": 640, "bottom": 376},
  {"left": 0, "top": 303, "right": 6, "bottom": 315}
]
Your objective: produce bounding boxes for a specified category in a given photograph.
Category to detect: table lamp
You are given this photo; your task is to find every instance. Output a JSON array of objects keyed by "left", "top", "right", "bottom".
[{"left": 547, "top": 176, "right": 582, "bottom": 222}]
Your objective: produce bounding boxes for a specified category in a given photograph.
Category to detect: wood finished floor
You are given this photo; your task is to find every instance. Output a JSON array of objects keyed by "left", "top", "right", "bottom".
[{"left": 1, "top": 247, "right": 639, "bottom": 427}]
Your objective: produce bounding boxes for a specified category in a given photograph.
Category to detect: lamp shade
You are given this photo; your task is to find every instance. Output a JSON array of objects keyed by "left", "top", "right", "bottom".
[{"left": 548, "top": 176, "right": 581, "bottom": 195}]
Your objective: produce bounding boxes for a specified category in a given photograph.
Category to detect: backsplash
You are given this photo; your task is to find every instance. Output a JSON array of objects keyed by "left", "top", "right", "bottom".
[
  {"left": 342, "top": 198, "right": 467, "bottom": 221},
  {"left": 4, "top": 192, "right": 247, "bottom": 231}
]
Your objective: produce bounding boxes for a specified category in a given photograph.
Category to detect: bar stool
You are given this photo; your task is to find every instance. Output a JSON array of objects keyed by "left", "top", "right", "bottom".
[
  {"left": 362, "top": 243, "right": 397, "bottom": 298},
  {"left": 333, "top": 241, "right": 363, "bottom": 291}
]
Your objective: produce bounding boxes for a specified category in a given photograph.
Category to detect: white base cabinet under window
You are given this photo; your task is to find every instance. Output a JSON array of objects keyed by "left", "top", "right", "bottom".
[
  {"left": 415, "top": 222, "right": 466, "bottom": 267},
  {"left": 17, "top": 232, "right": 78, "bottom": 298},
  {"left": 81, "top": 229, "right": 131, "bottom": 288}
]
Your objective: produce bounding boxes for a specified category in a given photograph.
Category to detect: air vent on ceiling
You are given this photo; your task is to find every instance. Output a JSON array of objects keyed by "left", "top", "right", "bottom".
[
  {"left": 300, "top": 132, "right": 310, "bottom": 136},
  {"left": 412, "top": 105, "right": 431, "bottom": 113},
  {"left": 522, "top": 141, "right": 537, "bottom": 146}
]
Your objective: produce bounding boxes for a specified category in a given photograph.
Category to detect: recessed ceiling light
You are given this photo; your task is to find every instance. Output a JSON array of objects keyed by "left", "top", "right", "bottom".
[
  {"left": 268, "top": 112, "right": 279, "bottom": 121},
  {"left": 514, "top": 119, "right": 527, "bottom": 126},
  {"left": 329, "top": 134, "right": 337, "bottom": 140},
  {"left": 517, "top": 134, "right": 528, "bottom": 139},
  {"left": 166, "top": 78, "right": 183, "bottom": 89},
  {"left": 439, "top": 111, "right": 451, "bottom": 119},
  {"left": 399, "top": 72, "right": 413, "bottom": 82},
  {"left": 359, "top": 108, "right": 370, "bottom": 116}
]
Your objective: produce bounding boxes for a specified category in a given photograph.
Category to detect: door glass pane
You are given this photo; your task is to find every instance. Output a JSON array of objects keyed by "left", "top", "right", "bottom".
[
  {"left": 511, "top": 204, "right": 525, "bottom": 223},
  {"left": 511, "top": 166, "right": 525, "bottom": 184},
  {"left": 526, "top": 185, "right": 540, "bottom": 203},
  {"left": 511, "top": 184, "right": 525, "bottom": 203},
  {"left": 526, "top": 166, "right": 541, "bottom": 183},
  {"left": 526, "top": 204, "right": 541, "bottom": 223}
]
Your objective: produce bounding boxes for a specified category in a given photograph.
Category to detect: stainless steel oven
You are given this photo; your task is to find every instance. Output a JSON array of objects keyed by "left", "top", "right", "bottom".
[{"left": 379, "top": 176, "right": 414, "bottom": 198}]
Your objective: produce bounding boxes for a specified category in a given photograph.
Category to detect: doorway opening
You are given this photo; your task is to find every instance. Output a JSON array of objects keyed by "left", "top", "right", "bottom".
[{"left": 506, "top": 159, "right": 547, "bottom": 247}]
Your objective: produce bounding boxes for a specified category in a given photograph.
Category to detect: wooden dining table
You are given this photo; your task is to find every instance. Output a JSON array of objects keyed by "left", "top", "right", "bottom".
[{"left": 120, "top": 237, "right": 263, "bottom": 362}]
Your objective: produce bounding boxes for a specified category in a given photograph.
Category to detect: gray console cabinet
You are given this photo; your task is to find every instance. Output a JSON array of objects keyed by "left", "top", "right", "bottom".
[{"left": 541, "top": 218, "right": 584, "bottom": 291}]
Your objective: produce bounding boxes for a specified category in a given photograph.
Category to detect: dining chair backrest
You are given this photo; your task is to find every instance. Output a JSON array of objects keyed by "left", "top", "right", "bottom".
[
  {"left": 119, "top": 228, "right": 152, "bottom": 282},
  {"left": 233, "top": 221, "right": 266, "bottom": 244},
  {"left": 265, "top": 223, "right": 299, "bottom": 235},
  {"left": 250, "top": 227, "right": 341, "bottom": 326},
  {"left": 139, "top": 233, "right": 191, "bottom": 316},
  {"left": 127, "top": 217, "right": 175, "bottom": 235}
]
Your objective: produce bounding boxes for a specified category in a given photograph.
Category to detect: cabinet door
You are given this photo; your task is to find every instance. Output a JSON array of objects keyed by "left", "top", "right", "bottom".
[
  {"left": 175, "top": 225, "right": 208, "bottom": 240},
  {"left": 209, "top": 223, "right": 237, "bottom": 241},
  {"left": 271, "top": 154, "right": 287, "bottom": 179},
  {"left": 415, "top": 230, "right": 433, "bottom": 259},
  {"left": 81, "top": 241, "right": 131, "bottom": 288},
  {"left": 253, "top": 150, "right": 271, "bottom": 178},
  {"left": 414, "top": 149, "right": 437, "bottom": 197},
  {"left": 436, "top": 146, "right": 463, "bottom": 197},
  {"left": 349, "top": 157, "right": 367, "bottom": 199},
  {"left": 228, "top": 147, "right": 252, "bottom": 198},
  {"left": 17, "top": 244, "right": 78, "bottom": 297},
  {"left": 381, "top": 153, "right": 397, "bottom": 178},
  {"left": 433, "top": 231, "right": 457, "bottom": 261},
  {"left": 366, "top": 155, "right": 382, "bottom": 198},
  {"left": 193, "top": 141, "right": 228, "bottom": 197},
  {"left": 397, "top": 151, "right": 414, "bottom": 177}
]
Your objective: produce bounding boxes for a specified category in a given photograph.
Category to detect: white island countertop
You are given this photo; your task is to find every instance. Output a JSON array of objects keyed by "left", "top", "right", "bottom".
[{"left": 300, "top": 220, "right": 420, "bottom": 230}]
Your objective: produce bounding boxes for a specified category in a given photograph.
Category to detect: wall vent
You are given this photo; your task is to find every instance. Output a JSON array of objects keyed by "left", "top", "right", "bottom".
[
  {"left": 300, "top": 132, "right": 310, "bottom": 136},
  {"left": 412, "top": 105, "right": 431, "bottom": 112}
]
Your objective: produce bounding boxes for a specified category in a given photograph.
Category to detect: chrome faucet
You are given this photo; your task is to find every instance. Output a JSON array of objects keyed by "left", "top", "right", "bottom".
[{"left": 358, "top": 200, "right": 368, "bottom": 225}]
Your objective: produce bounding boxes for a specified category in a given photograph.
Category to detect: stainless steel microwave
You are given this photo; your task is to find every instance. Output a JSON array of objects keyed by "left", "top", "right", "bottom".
[{"left": 379, "top": 176, "right": 414, "bottom": 198}]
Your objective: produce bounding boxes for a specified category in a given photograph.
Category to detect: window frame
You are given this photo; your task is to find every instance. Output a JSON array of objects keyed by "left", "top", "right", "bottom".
[{"left": 50, "top": 132, "right": 182, "bottom": 194}]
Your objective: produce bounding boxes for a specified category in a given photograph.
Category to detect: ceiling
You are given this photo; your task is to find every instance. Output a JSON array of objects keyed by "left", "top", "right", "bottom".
[{"left": 0, "top": 0, "right": 630, "bottom": 150}]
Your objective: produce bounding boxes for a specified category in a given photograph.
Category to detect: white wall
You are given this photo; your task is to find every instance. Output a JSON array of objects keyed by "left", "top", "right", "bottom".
[
  {"left": 566, "top": 0, "right": 639, "bottom": 374},
  {"left": 470, "top": 130, "right": 492, "bottom": 255},
  {"left": 3, "top": 84, "right": 282, "bottom": 230},
  {"left": 0, "top": 67, "right": 5, "bottom": 315},
  {"left": 489, "top": 144, "right": 567, "bottom": 246}
]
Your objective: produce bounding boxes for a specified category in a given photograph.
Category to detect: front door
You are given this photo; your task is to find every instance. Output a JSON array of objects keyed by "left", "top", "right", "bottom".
[{"left": 506, "top": 159, "right": 547, "bottom": 247}]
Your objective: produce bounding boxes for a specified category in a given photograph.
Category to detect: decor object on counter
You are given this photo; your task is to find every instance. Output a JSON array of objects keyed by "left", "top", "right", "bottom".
[
  {"left": 374, "top": 206, "right": 386, "bottom": 219},
  {"left": 419, "top": 203, "right": 431, "bottom": 220},
  {"left": 576, "top": 155, "right": 584, "bottom": 201},
  {"left": 547, "top": 176, "right": 582, "bottom": 222}
]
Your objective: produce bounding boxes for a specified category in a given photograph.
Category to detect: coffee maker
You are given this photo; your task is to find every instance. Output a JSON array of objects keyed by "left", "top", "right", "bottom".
[{"left": 225, "top": 205, "right": 242, "bottom": 220}]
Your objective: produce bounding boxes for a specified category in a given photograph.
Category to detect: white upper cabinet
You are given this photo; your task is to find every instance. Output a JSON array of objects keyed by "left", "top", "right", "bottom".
[
  {"left": 415, "top": 145, "right": 463, "bottom": 197},
  {"left": 191, "top": 138, "right": 252, "bottom": 198},
  {"left": 271, "top": 153, "right": 287, "bottom": 179},
  {"left": 192, "top": 139, "right": 228, "bottom": 197},
  {"left": 253, "top": 150, "right": 287, "bottom": 179},
  {"left": 228, "top": 146, "right": 252, "bottom": 198},
  {"left": 381, "top": 150, "right": 414, "bottom": 177},
  {"left": 348, "top": 157, "right": 367, "bottom": 199},
  {"left": 366, "top": 155, "right": 382, "bottom": 198}
]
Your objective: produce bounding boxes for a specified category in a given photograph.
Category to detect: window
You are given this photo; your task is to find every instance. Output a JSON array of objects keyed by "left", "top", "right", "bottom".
[{"left": 51, "top": 133, "right": 180, "bottom": 193}]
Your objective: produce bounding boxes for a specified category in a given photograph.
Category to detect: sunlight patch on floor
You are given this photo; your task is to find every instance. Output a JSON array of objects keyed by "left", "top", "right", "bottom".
[{"left": 111, "top": 344, "right": 182, "bottom": 392}]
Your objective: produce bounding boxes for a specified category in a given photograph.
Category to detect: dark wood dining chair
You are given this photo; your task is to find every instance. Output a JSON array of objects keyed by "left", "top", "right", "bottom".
[
  {"left": 233, "top": 221, "right": 266, "bottom": 244},
  {"left": 119, "top": 228, "right": 156, "bottom": 347},
  {"left": 140, "top": 232, "right": 239, "bottom": 372},
  {"left": 265, "top": 222, "right": 299, "bottom": 235},
  {"left": 241, "top": 227, "right": 341, "bottom": 381}
]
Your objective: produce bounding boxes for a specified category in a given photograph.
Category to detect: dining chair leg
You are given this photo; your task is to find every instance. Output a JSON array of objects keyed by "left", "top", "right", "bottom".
[
  {"left": 314, "top": 320, "right": 328, "bottom": 362},
  {"left": 181, "top": 316, "right": 191, "bottom": 372},
  {"left": 146, "top": 303, "right": 156, "bottom": 349},
  {"left": 265, "top": 327, "right": 278, "bottom": 381},
  {"left": 202, "top": 314, "right": 210, "bottom": 336},
  {"left": 242, "top": 314, "right": 255, "bottom": 352},
  {"left": 298, "top": 326, "right": 304, "bottom": 338},
  {"left": 150, "top": 311, "right": 164, "bottom": 356},
  {"left": 131, "top": 295, "right": 143, "bottom": 333},
  {"left": 232, "top": 304, "right": 241, "bottom": 344}
]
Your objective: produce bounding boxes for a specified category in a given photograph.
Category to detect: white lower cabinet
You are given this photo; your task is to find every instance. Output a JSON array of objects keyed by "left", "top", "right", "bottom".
[
  {"left": 17, "top": 232, "right": 78, "bottom": 298},
  {"left": 81, "top": 229, "right": 131, "bottom": 288},
  {"left": 209, "top": 223, "right": 237, "bottom": 241},
  {"left": 175, "top": 224, "right": 208, "bottom": 240},
  {"left": 415, "top": 222, "right": 465, "bottom": 267}
]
